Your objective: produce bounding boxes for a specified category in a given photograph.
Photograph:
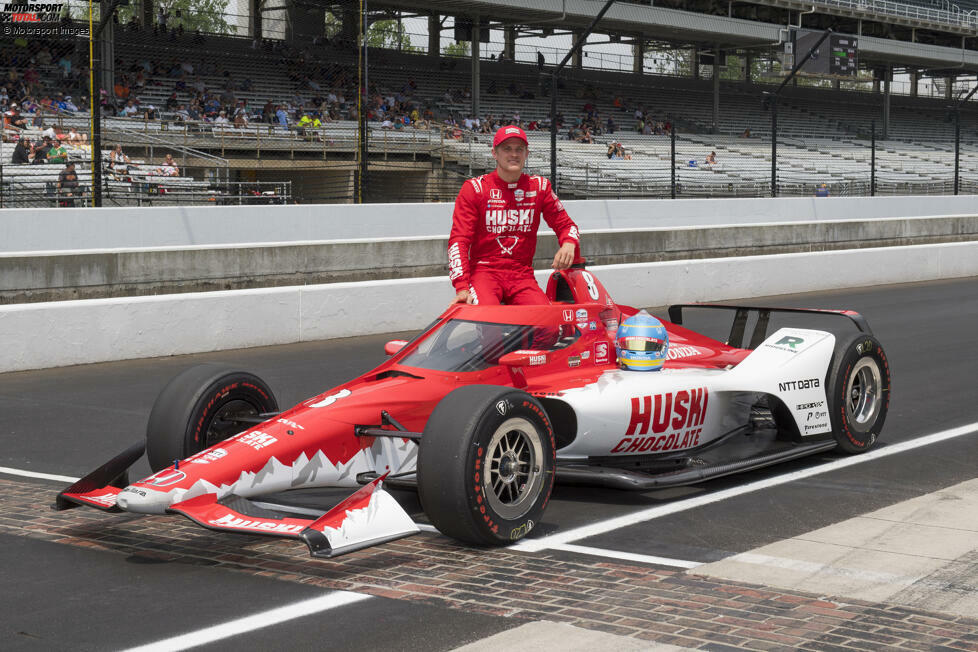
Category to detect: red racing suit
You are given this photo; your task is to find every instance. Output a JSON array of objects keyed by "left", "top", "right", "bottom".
[{"left": 448, "top": 170, "right": 580, "bottom": 305}]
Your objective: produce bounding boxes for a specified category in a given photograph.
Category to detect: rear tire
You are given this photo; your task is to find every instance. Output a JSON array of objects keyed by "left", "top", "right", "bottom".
[
  {"left": 828, "top": 333, "right": 890, "bottom": 454},
  {"left": 146, "top": 364, "right": 278, "bottom": 472},
  {"left": 418, "top": 385, "right": 556, "bottom": 545}
]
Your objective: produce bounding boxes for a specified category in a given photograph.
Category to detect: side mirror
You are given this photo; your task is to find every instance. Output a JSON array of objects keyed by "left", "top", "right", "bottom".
[
  {"left": 384, "top": 340, "right": 408, "bottom": 356},
  {"left": 498, "top": 350, "right": 548, "bottom": 368}
]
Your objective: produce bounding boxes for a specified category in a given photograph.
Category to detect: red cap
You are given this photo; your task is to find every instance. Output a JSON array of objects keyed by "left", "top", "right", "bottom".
[{"left": 492, "top": 125, "right": 528, "bottom": 148}]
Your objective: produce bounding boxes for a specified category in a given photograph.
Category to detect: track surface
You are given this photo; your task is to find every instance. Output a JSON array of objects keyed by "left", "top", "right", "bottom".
[{"left": 2, "top": 277, "right": 977, "bottom": 650}]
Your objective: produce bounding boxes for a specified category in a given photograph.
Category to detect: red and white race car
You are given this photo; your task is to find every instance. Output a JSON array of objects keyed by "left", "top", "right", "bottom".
[{"left": 57, "top": 267, "right": 890, "bottom": 557}]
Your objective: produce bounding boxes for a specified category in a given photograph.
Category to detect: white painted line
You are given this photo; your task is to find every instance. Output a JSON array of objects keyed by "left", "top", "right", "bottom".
[
  {"left": 120, "top": 591, "right": 371, "bottom": 652},
  {"left": 0, "top": 466, "right": 79, "bottom": 483},
  {"left": 514, "top": 421, "right": 978, "bottom": 553},
  {"left": 551, "top": 543, "right": 702, "bottom": 569}
]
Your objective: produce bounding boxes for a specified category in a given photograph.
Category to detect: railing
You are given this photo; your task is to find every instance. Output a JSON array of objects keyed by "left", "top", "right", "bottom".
[
  {"left": 806, "top": 0, "right": 978, "bottom": 28},
  {"left": 0, "top": 162, "right": 290, "bottom": 209}
]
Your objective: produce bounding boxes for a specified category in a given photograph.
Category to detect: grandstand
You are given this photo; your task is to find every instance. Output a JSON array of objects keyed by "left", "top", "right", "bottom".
[{"left": 4, "top": 0, "right": 978, "bottom": 204}]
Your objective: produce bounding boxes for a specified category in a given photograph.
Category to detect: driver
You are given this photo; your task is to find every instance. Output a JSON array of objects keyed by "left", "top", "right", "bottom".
[{"left": 448, "top": 125, "right": 581, "bottom": 307}]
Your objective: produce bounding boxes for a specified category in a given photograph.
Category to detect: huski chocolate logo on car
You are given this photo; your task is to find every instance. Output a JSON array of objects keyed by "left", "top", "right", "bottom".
[
  {"left": 208, "top": 513, "right": 305, "bottom": 535},
  {"left": 610, "top": 388, "right": 710, "bottom": 454}
]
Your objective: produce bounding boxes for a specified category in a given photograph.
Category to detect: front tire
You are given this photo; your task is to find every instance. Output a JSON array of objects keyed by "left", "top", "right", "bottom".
[
  {"left": 146, "top": 364, "right": 278, "bottom": 472},
  {"left": 828, "top": 333, "right": 890, "bottom": 454},
  {"left": 418, "top": 385, "right": 556, "bottom": 545}
]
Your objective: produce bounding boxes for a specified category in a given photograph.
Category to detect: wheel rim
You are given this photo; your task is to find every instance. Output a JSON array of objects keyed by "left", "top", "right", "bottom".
[
  {"left": 846, "top": 358, "right": 882, "bottom": 433},
  {"left": 483, "top": 417, "right": 545, "bottom": 520},
  {"left": 204, "top": 399, "right": 259, "bottom": 448}
]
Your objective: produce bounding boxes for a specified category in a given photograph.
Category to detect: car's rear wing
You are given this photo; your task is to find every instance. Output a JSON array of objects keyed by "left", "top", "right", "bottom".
[{"left": 667, "top": 304, "right": 872, "bottom": 350}]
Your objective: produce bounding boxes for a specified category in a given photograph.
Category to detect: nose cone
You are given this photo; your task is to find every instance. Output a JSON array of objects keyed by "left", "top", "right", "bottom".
[{"left": 115, "top": 485, "right": 178, "bottom": 514}]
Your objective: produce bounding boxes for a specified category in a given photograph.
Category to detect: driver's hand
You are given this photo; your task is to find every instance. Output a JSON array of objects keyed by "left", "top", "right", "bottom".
[
  {"left": 452, "top": 289, "right": 474, "bottom": 306},
  {"left": 552, "top": 242, "right": 577, "bottom": 270}
]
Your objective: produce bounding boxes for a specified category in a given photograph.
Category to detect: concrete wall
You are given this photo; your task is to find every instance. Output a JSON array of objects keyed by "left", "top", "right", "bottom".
[
  {"left": 5, "top": 215, "right": 977, "bottom": 303},
  {"left": 4, "top": 195, "right": 978, "bottom": 252},
  {"left": 2, "top": 241, "right": 976, "bottom": 373}
]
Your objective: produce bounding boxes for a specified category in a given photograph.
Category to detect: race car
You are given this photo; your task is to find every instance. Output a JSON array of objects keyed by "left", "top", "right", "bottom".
[{"left": 56, "top": 266, "right": 890, "bottom": 557}]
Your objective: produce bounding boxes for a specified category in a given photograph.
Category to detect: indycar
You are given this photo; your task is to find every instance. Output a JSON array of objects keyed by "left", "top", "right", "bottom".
[{"left": 57, "top": 266, "right": 890, "bottom": 557}]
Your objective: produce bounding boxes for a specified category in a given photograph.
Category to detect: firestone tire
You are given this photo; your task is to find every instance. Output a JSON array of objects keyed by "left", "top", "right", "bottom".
[
  {"left": 418, "top": 385, "right": 556, "bottom": 546},
  {"left": 146, "top": 364, "right": 278, "bottom": 472},
  {"left": 827, "top": 333, "right": 890, "bottom": 454}
]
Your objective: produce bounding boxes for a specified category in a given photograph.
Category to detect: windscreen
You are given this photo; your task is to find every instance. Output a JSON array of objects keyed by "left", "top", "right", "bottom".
[{"left": 399, "top": 319, "right": 576, "bottom": 372}]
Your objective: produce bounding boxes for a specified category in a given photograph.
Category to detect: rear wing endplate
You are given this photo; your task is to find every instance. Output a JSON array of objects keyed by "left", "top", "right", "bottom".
[{"left": 667, "top": 304, "right": 872, "bottom": 350}]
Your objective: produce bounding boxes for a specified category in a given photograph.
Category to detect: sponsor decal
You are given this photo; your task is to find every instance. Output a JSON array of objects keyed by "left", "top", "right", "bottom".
[
  {"left": 551, "top": 191, "right": 565, "bottom": 212},
  {"left": 209, "top": 513, "right": 305, "bottom": 535},
  {"left": 568, "top": 225, "right": 580, "bottom": 241},
  {"left": 121, "top": 487, "right": 147, "bottom": 497},
  {"left": 485, "top": 208, "right": 536, "bottom": 234},
  {"left": 576, "top": 322, "right": 588, "bottom": 331},
  {"left": 666, "top": 345, "right": 703, "bottom": 360},
  {"left": 447, "top": 242, "right": 463, "bottom": 281},
  {"left": 778, "top": 378, "right": 820, "bottom": 392},
  {"left": 623, "top": 388, "right": 709, "bottom": 436},
  {"left": 803, "top": 423, "right": 829, "bottom": 433},
  {"left": 505, "top": 127, "right": 521, "bottom": 136},
  {"left": 489, "top": 188, "right": 502, "bottom": 199},
  {"left": 589, "top": 321, "right": 598, "bottom": 331},
  {"left": 525, "top": 190, "right": 537, "bottom": 198},
  {"left": 495, "top": 400, "right": 510, "bottom": 416},
  {"left": 611, "top": 428, "right": 704, "bottom": 454},
  {"left": 765, "top": 334, "right": 810, "bottom": 354},
  {"left": 562, "top": 309, "right": 574, "bottom": 322},
  {"left": 796, "top": 401, "right": 825, "bottom": 410},
  {"left": 145, "top": 469, "right": 187, "bottom": 487},
  {"left": 238, "top": 431, "right": 276, "bottom": 450},
  {"left": 594, "top": 341, "right": 611, "bottom": 365},
  {"left": 277, "top": 418, "right": 304, "bottom": 430},
  {"left": 514, "top": 189, "right": 524, "bottom": 201},
  {"left": 308, "top": 388, "right": 351, "bottom": 408},
  {"left": 580, "top": 350, "right": 590, "bottom": 360},
  {"left": 510, "top": 520, "right": 534, "bottom": 540},
  {"left": 575, "top": 308, "right": 588, "bottom": 322},
  {"left": 189, "top": 447, "right": 228, "bottom": 465},
  {"left": 512, "top": 350, "right": 547, "bottom": 366},
  {"left": 567, "top": 356, "right": 581, "bottom": 368},
  {"left": 85, "top": 492, "right": 120, "bottom": 507},
  {"left": 496, "top": 235, "right": 519, "bottom": 255}
]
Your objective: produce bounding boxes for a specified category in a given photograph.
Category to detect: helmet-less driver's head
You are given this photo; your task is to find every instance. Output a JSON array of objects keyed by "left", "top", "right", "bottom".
[{"left": 616, "top": 310, "right": 669, "bottom": 371}]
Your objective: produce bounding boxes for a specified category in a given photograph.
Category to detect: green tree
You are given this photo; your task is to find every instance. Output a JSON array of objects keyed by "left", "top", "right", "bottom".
[
  {"left": 366, "top": 19, "right": 419, "bottom": 52},
  {"left": 443, "top": 41, "right": 471, "bottom": 58},
  {"left": 111, "top": 0, "right": 235, "bottom": 35}
]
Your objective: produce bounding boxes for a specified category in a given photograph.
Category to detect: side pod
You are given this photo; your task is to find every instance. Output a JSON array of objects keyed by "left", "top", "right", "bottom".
[{"left": 53, "top": 441, "right": 146, "bottom": 511}]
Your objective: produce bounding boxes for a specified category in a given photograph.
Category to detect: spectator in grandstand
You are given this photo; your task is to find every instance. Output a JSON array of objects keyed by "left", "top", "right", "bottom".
[
  {"left": 57, "top": 162, "right": 80, "bottom": 207},
  {"left": 60, "top": 95, "right": 78, "bottom": 113},
  {"left": 380, "top": 117, "right": 394, "bottom": 129},
  {"left": 5, "top": 103, "right": 29, "bottom": 130},
  {"left": 275, "top": 105, "right": 290, "bottom": 128},
  {"left": 109, "top": 144, "right": 131, "bottom": 175},
  {"left": 165, "top": 93, "right": 179, "bottom": 111},
  {"left": 121, "top": 99, "right": 139, "bottom": 117},
  {"left": 32, "top": 137, "right": 52, "bottom": 165},
  {"left": 815, "top": 183, "right": 830, "bottom": 197},
  {"left": 512, "top": 110, "right": 521, "bottom": 126},
  {"left": 66, "top": 127, "right": 88, "bottom": 145},
  {"left": 448, "top": 125, "right": 579, "bottom": 307},
  {"left": 705, "top": 151, "right": 718, "bottom": 166},
  {"left": 114, "top": 76, "right": 131, "bottom": 101},
  {"left": 0, "top": 86, "right": 8, "bottom": 108},
  {"left": 10, "top": 138, "right": 30, "bottom": 165},
  {"left": 213, "top": 110, "right": 229, "bottom": 125},
  {"left": 234, "top": 104, "right": 250, "bottom": 127},
  {"left": 741, "top": 127, "right": 751, "bottom": 138},
  {"left": 47, "top": 140, "right": 69, "bottom": 165},
  {"left": 606, "top": 116, "right": 616, "bottom": 134},
  {"left": 607, "top": 142, "right": 620, "bottom": 160},
  {"left": 57, "top": 54, "right": 72, "bottom": 79},
  {"left": 158, "top": 154, "right": 179, "bottom": 177}
]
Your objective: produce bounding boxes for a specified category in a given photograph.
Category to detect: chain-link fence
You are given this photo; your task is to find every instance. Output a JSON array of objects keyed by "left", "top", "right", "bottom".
[{"left": 3, "top": 2, "right": 978, "bottom": 207}]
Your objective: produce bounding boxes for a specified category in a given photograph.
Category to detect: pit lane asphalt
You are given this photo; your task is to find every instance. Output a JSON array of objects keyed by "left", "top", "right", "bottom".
[{"left": 1, "top": 276, "right": 976, "bottom": 650}]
